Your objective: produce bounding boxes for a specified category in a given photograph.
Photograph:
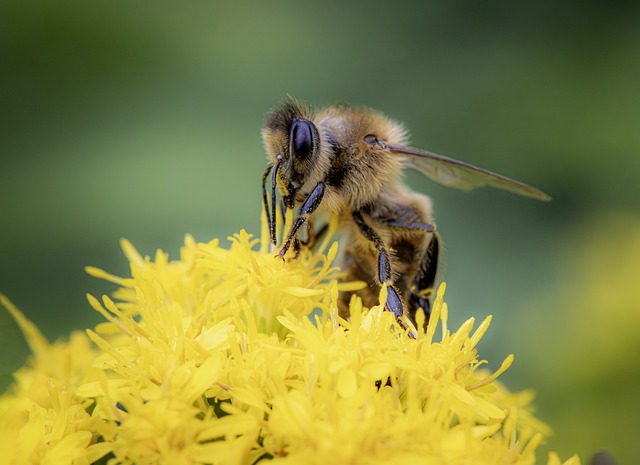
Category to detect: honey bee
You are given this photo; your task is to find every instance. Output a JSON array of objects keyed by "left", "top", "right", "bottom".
[{"left": 261, "top": 98, "right": 550, "bottom": 334}]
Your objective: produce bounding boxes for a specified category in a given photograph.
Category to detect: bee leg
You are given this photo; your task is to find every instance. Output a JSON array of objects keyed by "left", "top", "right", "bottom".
[
  {"left": 277, "top": 182, "right": 325, "bottom": 259},
  {"left": 261, "top": 163, "right": 275, "bottom": 245},
  {"left": 270, "top": 160, "right": 283, "bottom": 245},
  {"left": 352, "top": 211, "right": 415, "bottom": 336},
  {"left": 408, "top": 232, "right": 440, "bottom": 323}
]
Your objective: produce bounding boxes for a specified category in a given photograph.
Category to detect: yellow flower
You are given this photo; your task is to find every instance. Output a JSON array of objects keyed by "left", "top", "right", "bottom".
[
  {"left": 0, "top": 296, "right": 110, "bottom": 465},
  {"left": 1, "top": 224, "right": 580, "bottom": 465}
]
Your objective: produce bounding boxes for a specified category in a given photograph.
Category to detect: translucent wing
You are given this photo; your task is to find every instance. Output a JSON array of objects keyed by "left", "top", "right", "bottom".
[{"left": 385, "top": 143, "right": 551, "bottom": 201}]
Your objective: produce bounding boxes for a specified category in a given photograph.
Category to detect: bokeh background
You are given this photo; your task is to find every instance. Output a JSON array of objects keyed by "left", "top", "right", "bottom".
[{"left": 1, "top": 1, "right": 639, "bottom": 463}]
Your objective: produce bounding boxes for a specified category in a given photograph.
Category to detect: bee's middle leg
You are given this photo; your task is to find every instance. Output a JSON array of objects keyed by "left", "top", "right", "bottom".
[
  {"left": 351, "top": 211, "right": 405, "bottom": 322},
  {"left": 385, "top": 219, "right": 439, "bottom": 325}
]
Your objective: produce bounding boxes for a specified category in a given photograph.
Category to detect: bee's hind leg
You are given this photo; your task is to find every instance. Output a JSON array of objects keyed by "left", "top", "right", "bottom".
[{"left": 407, "top": 232, "right": 439, "bottom": 325}]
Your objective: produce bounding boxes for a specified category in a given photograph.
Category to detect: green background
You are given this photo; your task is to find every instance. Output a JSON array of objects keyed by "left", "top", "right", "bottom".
[{"left": 1, "top": 1, "right": 639, "bottom": 463}]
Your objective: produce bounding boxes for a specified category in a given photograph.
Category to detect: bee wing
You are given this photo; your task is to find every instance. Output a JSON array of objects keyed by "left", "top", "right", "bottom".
[{"left": 385, "top": 144, "right": 551, "bottom": 201}]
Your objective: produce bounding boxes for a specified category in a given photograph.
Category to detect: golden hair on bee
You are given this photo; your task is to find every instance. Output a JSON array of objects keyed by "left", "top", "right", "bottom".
[{"left": 261, "top": 98, "right": 550, "bottom": 337}]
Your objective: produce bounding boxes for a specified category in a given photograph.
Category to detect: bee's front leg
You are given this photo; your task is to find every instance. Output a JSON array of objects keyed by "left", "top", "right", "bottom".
[
  {"left": 352, "top": 211, "right": 416, "bottom": 338},
  {"left": 261, "top": 163, "right": 275, "bottom": 244},
  {"left": 277, "top": 182, "right": 325, "bottom": 259}
]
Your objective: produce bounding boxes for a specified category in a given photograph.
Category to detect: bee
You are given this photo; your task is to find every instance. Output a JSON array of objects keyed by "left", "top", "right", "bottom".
[{"left": 261, "top": 98, "right": 550, "bottom": 334}]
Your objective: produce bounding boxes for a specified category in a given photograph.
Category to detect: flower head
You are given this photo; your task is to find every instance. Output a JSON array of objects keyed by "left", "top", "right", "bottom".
[{"left": 1, "top": 225, "right": 580, "bottom": 465}]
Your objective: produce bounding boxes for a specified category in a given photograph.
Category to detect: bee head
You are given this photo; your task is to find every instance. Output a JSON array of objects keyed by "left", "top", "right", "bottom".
[{"left": 262, "top": 99, "right": 321, "bottom": 206}]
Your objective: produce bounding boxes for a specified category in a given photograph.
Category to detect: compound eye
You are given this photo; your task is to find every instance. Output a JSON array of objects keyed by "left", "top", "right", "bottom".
[
  {"left": 290, "top": 120, "right": 315, "bottom": 159},
  {"left": 364, "top": 134, "right": 378, "bottom": 145}
]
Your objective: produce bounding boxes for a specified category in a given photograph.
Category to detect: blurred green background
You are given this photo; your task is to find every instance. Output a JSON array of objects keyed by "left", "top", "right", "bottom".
[{"left": 1, "top": 0, "right": 639, "bottom": 463}]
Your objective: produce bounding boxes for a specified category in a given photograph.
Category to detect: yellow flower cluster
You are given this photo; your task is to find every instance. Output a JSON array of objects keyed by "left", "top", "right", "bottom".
[{"left": 1, "top": 228, "right": 580, "bottom": 465}]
